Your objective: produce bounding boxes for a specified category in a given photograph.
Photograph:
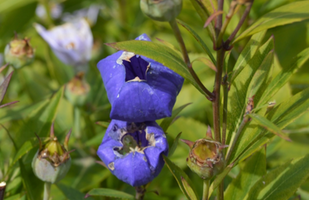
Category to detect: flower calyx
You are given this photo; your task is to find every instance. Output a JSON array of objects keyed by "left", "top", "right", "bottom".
[
  {"left": 182, "top": 126, "right": 226, "bottom": 180},
  {"left": 32, "top": 123, "right": 73, "bottom": 183}
]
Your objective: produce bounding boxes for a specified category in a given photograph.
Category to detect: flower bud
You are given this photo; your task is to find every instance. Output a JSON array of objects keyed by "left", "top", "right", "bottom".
[
  {"left": 64, "top": 72, "right": 90, "bottom": 107},
  {"left": 4, "top": 37, "right": 34, "bottom": 69},
  {"left": 182, "top": 127, "right": 225, "bottom": 179},
  {"left": 32, "top": 123, "right": 72, "bottom": 183},
  {"left": 140, "top": 0, "right": 183, "bottom": 22}
]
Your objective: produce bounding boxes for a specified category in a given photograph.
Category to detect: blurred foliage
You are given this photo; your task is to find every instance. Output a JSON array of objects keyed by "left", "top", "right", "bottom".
[{"left": 0, "top": 0, "right": 309, "bottom": 200}]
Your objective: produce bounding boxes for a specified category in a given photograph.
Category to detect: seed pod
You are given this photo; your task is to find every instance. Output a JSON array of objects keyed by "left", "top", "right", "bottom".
[
  {"left": 4, "top": 37, "right": 34, "bottom": 69},
  {"left": 182, "top": 127, "right": 225, "bottom": 179},
  {"left": 64, "top": 72, "right": 90, "bottom": 107},
  {"left": 32, "top": 124, "right": 72, "bottom": 183},
  {"left": 140, "top": 0, "right": 183, "bottom": 22}
]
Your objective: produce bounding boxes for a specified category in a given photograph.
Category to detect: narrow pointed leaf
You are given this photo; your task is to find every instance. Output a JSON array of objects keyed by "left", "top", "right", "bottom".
[
  {"left": 177, "top": 19, "right": 216, "bottom": 65},
  {"left": 229, "top": 30, "right": 267, "bottom": 83},
  {"left": 85, "top": 188, "right": 135, "bottom": 199},
  {"left": 245, "top": 154, "right": 309, "bottom": 200},
  {"left": 160, "top": 103, "right": 191, "bottom": 132},
  {"left": 168, "top": 132, "right": 182, "bottom": 157},
  {"left": 163, "top": 155, "right": 199, "bottom": 200},
  {"left": 248, "top": 113, "right": 291, "bottom": 141},
  {"left": 234, "top": 1, "right": 309, "bottom": 43},
  {"left": 0, "top": 71, "right": 13, "bottom": 104},
  {"left": 181, "top": 177, "right": 198, "bottom": 200},
  {"left": 258, "top": 47, "right": 309, "bottom": 107},
  {"left": 106, "top": 41, "right": 207, "bottom": 96},
  {"left": 209, "top": 164, "right": 234, "bottom": 196},
  {"left": 57, "top": 183, "right": 94, "bottom": 200},
  {"left": 225, "top": 148, "right": 266, "bottom": 200}
]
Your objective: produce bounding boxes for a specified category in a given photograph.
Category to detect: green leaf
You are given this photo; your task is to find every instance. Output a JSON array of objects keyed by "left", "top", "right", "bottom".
[
  {"left": 234, "top": 1, "right": 309, "bottom": 43},
  {"left": 168, "top": 132, "right": 182, "bottom": 157},
  {"left": 258, "top": 47, "right": 309, "bottom": 107},
  {"left": 163, "top": 155, "right": 199, "bottom": 200},
  {"left": 56, "top": 183, "right": 94, "bottom": 200},
  {"left": 245, "top": 154, "right": 309, "bottom": 200},
  {"left": 86, "top": 188, "right": 135, "bottom": 199},
  {"left": 19, "top": 160, "right": 43, "bottom": 200},
  {"left": 0, "top": 71, "right": 13, "bottom": 104},
  {"left": 0, "top": 0, "right": 37, "bottom": 14},
  {"left": 232, "top": 86, "right": 309, "bottom": 165},
  {"left": 0, "top": 99, "right": 49, "bottom": 123},
  {"left": 160, "top": 103, "right": 191, "bottom": 132},
  {"left": 11, "top": 137, "right": 40, "bottom": 168},
  {"left": 248, "top": 113, "right": 291, "bottom": 141},
  {"left": 106, "top": 41, "right": 207, "bottom": 96},
  {"left": 231, "top": 30, "right": 267, "bottom": 77},
  {"left": 177, "top": 19, "right": 216, "bottom": 65},
  {"left": 227, "top": 36, "right": 274, "bottom": 147},
  {"left": 247, "top": 50, "right": 274, "bottom": 97},
  {"left": 14, "top": 87, "right": 64, "bottom": 148},
  {"left": 189, "top": 0, "right": 217, "bottom": 38},
  {"left": 181, "top": 177, "right": 198, "bottom": 200},
  {"left": 225, "top": 148, "right": 266, "bottom": 200},
  {"left": 209, "top": 164, "right": 233, "bottom": 196}
]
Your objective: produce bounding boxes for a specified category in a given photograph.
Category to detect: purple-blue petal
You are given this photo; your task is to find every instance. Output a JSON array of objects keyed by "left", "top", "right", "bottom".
[
  {"left": 97, "top": 120, "right": 168, "bottom": 187},
  {"left": 97, "top": 34, "right": 184, "bottom": 122}
]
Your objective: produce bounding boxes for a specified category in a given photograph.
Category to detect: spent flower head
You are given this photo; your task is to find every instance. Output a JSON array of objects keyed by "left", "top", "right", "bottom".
[
  {"left": 4, "top": 36, "right": 34, "bottom": 69},
  {"left": 97, "top": 120, "right": 168, "bottom": 186},
  {"left": 182, "top": 126, "right": 226, "bottom": 180},
  {"left": 32, "top": 123, "right": 73, "bottom": 183},
  {"left": 97, "top": 34, "right": 184, "bottom": 122},
  {"left": 64, "top": 72, "right": 90, "bottom": 107}
]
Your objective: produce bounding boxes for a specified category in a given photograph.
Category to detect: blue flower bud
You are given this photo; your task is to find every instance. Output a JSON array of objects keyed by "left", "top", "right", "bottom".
[
  {"left": 34, "top": 19, "right": 93, "bottom": 68},
  {"left": 97, "top": 120, "right": 168, "bottom": 187},
  {"left": 97, "top": 34, "right": 184, "bottom": 122}
]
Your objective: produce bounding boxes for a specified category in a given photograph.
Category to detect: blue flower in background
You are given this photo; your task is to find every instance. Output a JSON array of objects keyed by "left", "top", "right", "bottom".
[
  {"left": 97, "top": 120, "right": 168, "bottom": 187},
  {"left": 34, "top": 19, "right": 93, "bottom": 68},
  {"left": 97, "top": 34, "right": 184, "bottom": 122}
]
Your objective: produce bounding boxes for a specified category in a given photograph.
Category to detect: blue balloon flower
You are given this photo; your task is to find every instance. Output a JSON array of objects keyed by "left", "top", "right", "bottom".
[
  {"left": 97, "top": 120, "right": 168, "bottom": 187},
  {"left": 97, "top": 34, "right": 184, "bottom": 122}
]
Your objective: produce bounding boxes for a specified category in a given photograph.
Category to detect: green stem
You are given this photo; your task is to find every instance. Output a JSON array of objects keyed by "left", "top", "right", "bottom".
[
  {"left": 40, "top": 0, "right": 54, "bottom": 28},
  {"left": 202, "top": 179, "right": 210, "bottom": 200},
  {"left": 74, "top": 107, "right": 81, "bottom": 139},
  {"left": 213, "top": 48, "right": 225, "bottom": 142},
  {"left": 168, "top": 19, "right": 214, "bottom": 100},
  {"left": 222, "top": 75, "right": 229, "bottom": 147},
  {"left": 43, "top": 182, "right": 51, "bottom": 200},
  {"left": 135, "top": 186, "right": 146, "bottom": 200},
  {"left": 225, "top": 117, "right": 249, "bottom": 163}
]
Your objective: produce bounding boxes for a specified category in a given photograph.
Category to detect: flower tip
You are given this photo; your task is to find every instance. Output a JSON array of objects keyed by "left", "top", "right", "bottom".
[
  {"left": 206, "top": 125, "right": 213, "bottom": 139},
  {"left": 180, "top": 139, "right": 194, "bottom": 148},
  {"left": 50, "top": 122, "right": 55, "bottom": 138},
  {"left": 64, "top": 129, "right": 72, "bottom": 150}
]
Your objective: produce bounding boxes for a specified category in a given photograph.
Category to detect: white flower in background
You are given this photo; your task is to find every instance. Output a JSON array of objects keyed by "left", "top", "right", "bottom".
[
  {"left": 34, "top": 19, "right": 93, "bottom": 68},
  {"left": 62, "top": 5, "right": 102, "bottom": 26},
  {"left": 36, "top": 2, "right": 63, "bottom": 20}
]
